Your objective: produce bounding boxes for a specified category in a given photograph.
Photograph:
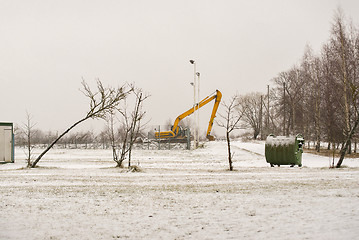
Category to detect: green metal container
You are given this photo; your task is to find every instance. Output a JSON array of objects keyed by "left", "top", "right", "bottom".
[{"left": 265, "top": 134, "right": 304, "bottom": 167}]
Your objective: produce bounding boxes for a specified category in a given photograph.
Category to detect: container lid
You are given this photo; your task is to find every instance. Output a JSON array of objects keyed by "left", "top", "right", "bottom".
[{"left": 266, "top": 135, "right": 295, "bottom": 146}]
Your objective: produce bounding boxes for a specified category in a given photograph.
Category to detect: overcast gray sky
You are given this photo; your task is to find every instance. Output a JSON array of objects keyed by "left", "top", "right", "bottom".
[{"left": 1, "top": 0, "right": 359, "bottom": 135}]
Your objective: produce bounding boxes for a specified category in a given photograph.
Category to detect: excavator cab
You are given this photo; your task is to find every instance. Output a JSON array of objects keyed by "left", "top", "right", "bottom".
[{"left": 171, "top": 125, "right": 185, "bottom": 138}]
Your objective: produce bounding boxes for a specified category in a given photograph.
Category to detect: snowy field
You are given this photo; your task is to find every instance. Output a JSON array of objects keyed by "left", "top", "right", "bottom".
[{"left": 0, "top": 140, "right": 359, "bottom": 239}]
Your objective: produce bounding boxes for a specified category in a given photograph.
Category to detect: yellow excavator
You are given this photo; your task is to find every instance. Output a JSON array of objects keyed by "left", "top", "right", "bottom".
[{"left": 155, "top": 90, "right": 222, "bottom": 141}]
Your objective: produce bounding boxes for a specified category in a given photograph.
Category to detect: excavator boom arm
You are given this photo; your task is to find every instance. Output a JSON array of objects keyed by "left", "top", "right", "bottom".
[
  {"left": 206, "top": 90, "right": 222, "bottom": 140},
  {"left": 155, "top": 90, "right": 222, "bottom": 140}
]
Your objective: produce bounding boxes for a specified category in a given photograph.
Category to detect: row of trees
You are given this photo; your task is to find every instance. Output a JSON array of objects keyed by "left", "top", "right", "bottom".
[
  {"left": 271, "top": 9, "right": 359, "bottom": 165},
  {"left": 16, "top": 127, "right": 119, "bottom": 149},
  {"left": 223, "top": 9, "right": 358, "bottom": 168}
]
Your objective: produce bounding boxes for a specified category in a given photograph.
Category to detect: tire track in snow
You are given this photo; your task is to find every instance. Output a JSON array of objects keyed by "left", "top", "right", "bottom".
[{"left": 231, "top": 144, "right": 264, "bottom": 157}]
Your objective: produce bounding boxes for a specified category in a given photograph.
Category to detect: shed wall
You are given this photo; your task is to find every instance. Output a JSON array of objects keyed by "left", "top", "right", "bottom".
[{"left": 0, "top": 123, "right": 14, "bottom": 162}]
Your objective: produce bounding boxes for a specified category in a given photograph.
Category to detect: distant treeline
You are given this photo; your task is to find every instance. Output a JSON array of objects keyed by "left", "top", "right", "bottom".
[{"left": 14, "top": 127, "right": 147, "bottom": 149}]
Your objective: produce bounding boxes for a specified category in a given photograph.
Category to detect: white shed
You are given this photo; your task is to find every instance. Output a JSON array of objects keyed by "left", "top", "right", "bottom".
[{"left": 0, "top": 122, "right": 14, "bottom": 163}]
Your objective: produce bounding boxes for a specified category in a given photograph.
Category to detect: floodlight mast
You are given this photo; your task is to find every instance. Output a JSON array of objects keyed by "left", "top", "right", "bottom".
[
  {"left": 196, "top": 71, "right": 200, "bottom": 147},
  {"left": 190, "top": 60, "right": 198, "bottom": 148}
]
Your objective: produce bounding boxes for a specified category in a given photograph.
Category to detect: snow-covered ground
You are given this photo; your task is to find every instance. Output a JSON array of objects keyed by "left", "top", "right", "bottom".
[{"left": 0, "top": 140, "right": 358, "bottom": 239}]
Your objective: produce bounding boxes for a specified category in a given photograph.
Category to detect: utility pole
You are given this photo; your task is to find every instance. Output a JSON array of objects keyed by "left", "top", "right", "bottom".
[
  {"left": 158, "top": 125, "right": 161, "bottom": 150},
  {"left": 267, "top": 85, "right": 270, "bottom": 135},
  {"left": 196, "top": 71, "right": 200, "bottom": 146},
  {"left": 283, "top": 82, "right": 286, "bottom": 136},
  {"left": 260, "top": 95, "right": 263, "bottom": 140},
  {"left": 190, "top": 60, "right": 198, "bottom": 148}
]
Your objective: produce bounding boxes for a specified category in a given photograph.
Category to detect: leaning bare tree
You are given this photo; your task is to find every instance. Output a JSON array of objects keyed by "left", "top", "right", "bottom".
[
  {"left": 217, "top": 95, "right": 244, "bottom": 171},
  {"left": 329, "top": 9, "right": 359, "bottom": 167},
  {"left": 336, "top": 58, "right": 359, "bottom": 167},
  {"left": 30, "top": 80, "right": 131, "bottom": 168}
]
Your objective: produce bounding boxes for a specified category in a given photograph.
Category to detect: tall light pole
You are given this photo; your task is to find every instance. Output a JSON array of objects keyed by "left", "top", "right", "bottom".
[
  {"left": 196, "top": 71, "right": 200, "bottom": 147},
  {"left": 190, "top": 60, "right": 198, "bottom": 148}
]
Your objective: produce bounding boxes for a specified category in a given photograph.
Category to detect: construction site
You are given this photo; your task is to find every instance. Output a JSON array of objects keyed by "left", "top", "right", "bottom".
[{"left": 146, "top": 89, "right": 222, "bottom": 150}]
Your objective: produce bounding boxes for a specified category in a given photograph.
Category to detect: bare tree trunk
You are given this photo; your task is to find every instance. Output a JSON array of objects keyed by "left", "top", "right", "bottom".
[
  {"left": 31, "top": 118, "right": 87, "bottom": 168},
  {"left": 23, "top": 112, "right": 37, "bottom": 168},
  {"left": 128, "top": 93, "right": 142, "bottom": 167},
  {"left": 259, "top": 95, "right": 263, "bottom": 139},
  {"left": 107, "top": 111, "right": 121, "bottom": 166},
  {"left": 336, "top": 114, "right": 359, "bottom": 168},
  {"left": 27, "top": 131, "right": 32, "bottom": 167},
  {"left": 315, "top": 79, "right": 321, "bottom": 152},
  {"left": 338, "top": 18, "right": 352, "bottom": 154},
  {"left": 118, "top": 138, "right": 128, "bottom": 167},
  {"left": 226, "top": 132, "right": 233, "bottom": 171},
  {"left": 283, "top": 82, "right": 286, "bottom": 135},
  {"left": 253, "top": 129, "right": 260, "bottom": 140},
  {"left": 291, "top": 102, "right": 295, "bottom": 134}
]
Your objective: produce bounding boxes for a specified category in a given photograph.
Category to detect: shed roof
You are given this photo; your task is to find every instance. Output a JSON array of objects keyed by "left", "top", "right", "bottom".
[{"left": 0, "top": 122, "right": 13, "bottom": 127}]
